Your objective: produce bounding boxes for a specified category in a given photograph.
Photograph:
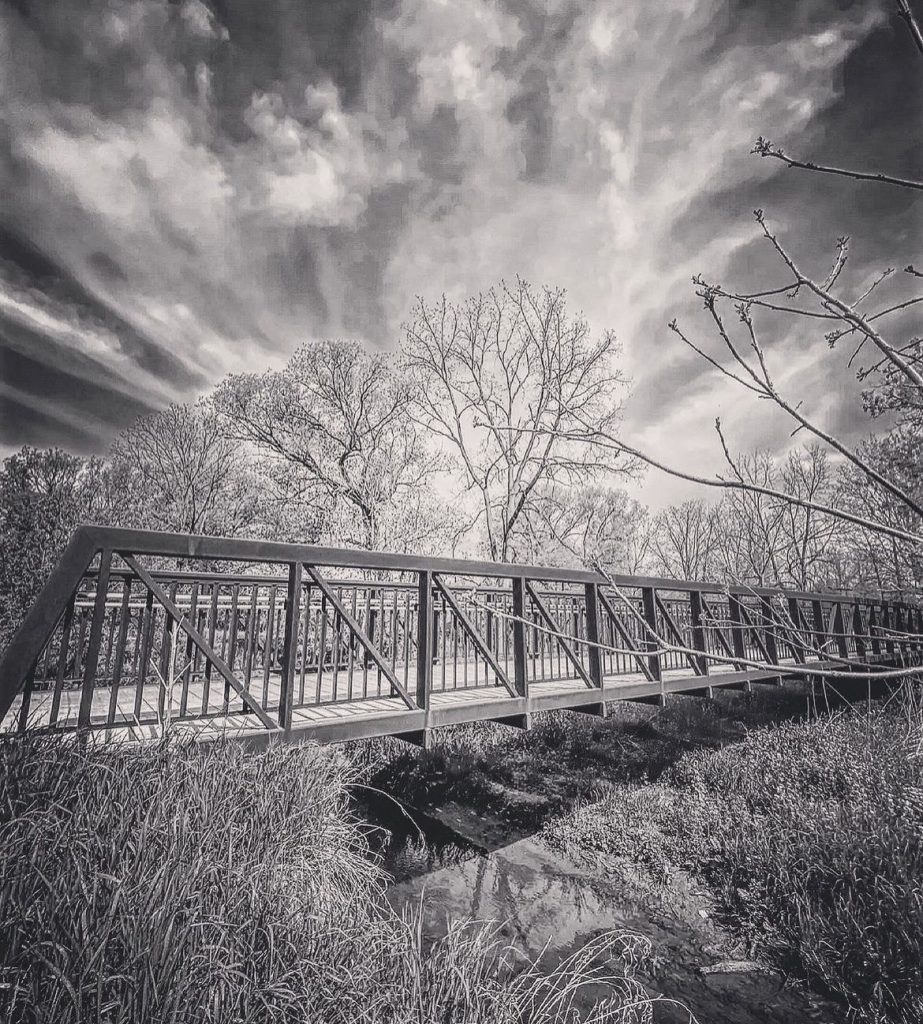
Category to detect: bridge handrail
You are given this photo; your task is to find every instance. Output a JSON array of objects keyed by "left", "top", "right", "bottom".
[{"left": 1, "top": 524, "right": 920, "bottom": 730}]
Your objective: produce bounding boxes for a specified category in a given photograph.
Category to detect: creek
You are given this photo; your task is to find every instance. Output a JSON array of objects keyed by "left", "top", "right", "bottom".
[{"left": 353, "top": 787, "right": 838, "bottom": 1024}]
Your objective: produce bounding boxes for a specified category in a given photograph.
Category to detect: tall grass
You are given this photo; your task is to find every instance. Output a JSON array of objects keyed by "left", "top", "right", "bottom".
[
  {"left": 544, "top": 696, "right": 923, "bottom": 1023},
  {"left": 0, "top": 735, "right": 656, "bottom": 1023}
]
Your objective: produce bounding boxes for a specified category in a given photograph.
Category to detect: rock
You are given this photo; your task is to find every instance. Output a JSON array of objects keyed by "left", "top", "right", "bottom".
[{"left": 699, "top": 959, "right": 771, "bottom": 976}]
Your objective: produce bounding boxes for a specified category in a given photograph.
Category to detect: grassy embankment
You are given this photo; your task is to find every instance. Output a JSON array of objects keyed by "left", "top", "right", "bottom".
[
  {"left": 366, "top": 684, "right": 923, "bottom": 1023},
  {"left": 0, "top": 734, "right": 654, "bottom": 1024},
  {"left": 543, "top": 697, "right": 923, "bottom": 1024}
]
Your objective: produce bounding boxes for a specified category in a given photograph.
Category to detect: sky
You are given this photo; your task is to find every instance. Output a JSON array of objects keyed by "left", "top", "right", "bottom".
[{"left": 0, "top": 0, "right": 919, "bottom": 507}]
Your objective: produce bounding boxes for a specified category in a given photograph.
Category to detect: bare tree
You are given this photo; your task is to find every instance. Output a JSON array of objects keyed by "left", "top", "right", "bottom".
[
  {"left": 215, "top": 340, "right": 438, "bottom": 549},
  {"left": 516, "top": 484, "right": 652, "bottom": 571},
  {"left": 523, "top": 7, "right": 923, "bottom": 602},
  {"left": 109, "top": 402, "right": 258, "bottom": 537},
  {"left": 650, "top": 499, "right": 719, "bottom": 580},
  {"left": 402, "top": 280, "right": 629, "bottom": 562}
]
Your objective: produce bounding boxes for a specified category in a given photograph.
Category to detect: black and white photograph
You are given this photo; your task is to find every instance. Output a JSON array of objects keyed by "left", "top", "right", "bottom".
[{"left": 0, "top": 1, "right": 921, "bottom": 1021}]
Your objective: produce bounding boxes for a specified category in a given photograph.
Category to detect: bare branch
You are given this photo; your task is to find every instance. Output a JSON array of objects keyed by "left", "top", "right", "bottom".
[{"left": 753, "top": 137, "right": 923, "bottom": 191}]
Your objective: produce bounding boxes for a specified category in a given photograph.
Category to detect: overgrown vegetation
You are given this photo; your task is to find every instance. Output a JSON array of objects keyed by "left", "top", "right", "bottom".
[
  {"left": 543, "top": 698, "right": 923, "bottom": 1024},
  {"left": 0, "top": 735, "right": 656, "bottom": 1024},
  {"left": 362, "top": 687, "right": 814, "bottom": 837}
]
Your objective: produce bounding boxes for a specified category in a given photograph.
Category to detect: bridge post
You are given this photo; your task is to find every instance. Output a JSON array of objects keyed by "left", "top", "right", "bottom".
[
  {"left": 78, "top": 549, "right": 112, "bottom": 730},
  {"left": 580, "top": 582, "right": 607, "bottom": 717},
  {"left": 880, "top": 601, "right": 896, "bottom": 658},
  {"left": 728, "top": 595, "right": 747, "bottom": 677},
  {"left": 512, "top": 577, "right": 528, "bottom": 698},
  {"left": 416, "top": 571, "right": 434, "bottom": 710},
  {"left": 868, "top": 603, "right": 882, "bottom": 657},
  {"left": 640, "top": 586, "right": 664, "bottom": 703},
  {"left": 852, "top": 602, "right": 867, "bottom": 660},
  {"left": 278, "top": 561, "right": 302, "bottom": 730},
  {"left": 832, "top": 602, "right": 850, "bottom": 660},
  {"left": 758, "top": 596, "right": 780, "bottom": 667},
  {"left": 688, "top": 590, "right": 709, "bottom": 681},
  {"left": 811, "top": 599, "right": 826, "bottom": 661}
]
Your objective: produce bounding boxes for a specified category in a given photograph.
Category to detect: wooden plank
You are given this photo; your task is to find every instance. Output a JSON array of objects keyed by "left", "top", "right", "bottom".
[
  {"left": 303, "top": 565, "right": 416, "bottom": 710},
  {"left": 433, "top": 575, "right": 516, "bottom": 697},
  {"left": 120, "top": 555, "right": 278, "bottom": 730}
]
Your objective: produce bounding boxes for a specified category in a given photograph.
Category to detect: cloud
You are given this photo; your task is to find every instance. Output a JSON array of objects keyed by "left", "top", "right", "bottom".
[{"left": 0, "top": 0, "right": 913, "bottom": 502}]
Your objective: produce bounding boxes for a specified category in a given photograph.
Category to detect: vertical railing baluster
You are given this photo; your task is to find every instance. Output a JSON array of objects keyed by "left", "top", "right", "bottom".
[
  {"left": 78, "top": 550, "right": 112, "bottom": 730},
  {"left": 17, "top": 665, "right": 36, "bottom": 732},
  {"left": 868, "top": 604, "right": 882, "bottom": 657},
  {"left": 262, "top": 585, "right": 277, "bottom": 708},
  {"left": 134, "top": 590, "right": 155, "bottom": 721},
  {"left": 416, "top": 570, "right": 433, "bottom": 710},
  {"left": 201, "top": 584, "right": 219, "bottom": 714},
  {"left": 179, "top": 583, "right": 198, "bottom": 716},
  {"left": 107, "top": 578, "right": 132, "bottom": 726},
  {"left": 279, "top": 562, "right": 302, "bottom": 730}
]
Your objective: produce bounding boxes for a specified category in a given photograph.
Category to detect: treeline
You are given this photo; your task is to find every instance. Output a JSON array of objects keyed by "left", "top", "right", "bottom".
[{"left": 1, "top": 281, "right": 918, "bottom": 650}]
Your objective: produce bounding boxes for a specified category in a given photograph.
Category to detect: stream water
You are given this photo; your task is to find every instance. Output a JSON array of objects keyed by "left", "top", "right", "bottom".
[{"left": 354, "top": 790, "right": 839, "bottom": 1024}]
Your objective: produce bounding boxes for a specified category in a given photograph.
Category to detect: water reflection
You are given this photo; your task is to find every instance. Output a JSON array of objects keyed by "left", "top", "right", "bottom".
[{"left": 384, "top": 832, "right": 835, "bottom": 1024}]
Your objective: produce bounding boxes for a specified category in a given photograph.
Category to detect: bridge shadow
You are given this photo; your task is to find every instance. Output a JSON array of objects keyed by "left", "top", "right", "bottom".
[{"left": 350, "top": 675, "right": 893, "bottom": 877}]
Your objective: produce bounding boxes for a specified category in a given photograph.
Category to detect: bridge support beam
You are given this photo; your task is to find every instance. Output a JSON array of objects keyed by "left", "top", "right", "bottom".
[{"left": 493, "top": 713, "right": 532, "bottom": 730}]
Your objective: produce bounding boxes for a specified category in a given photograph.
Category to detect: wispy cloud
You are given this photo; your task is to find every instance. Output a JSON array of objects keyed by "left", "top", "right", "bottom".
[{"left": 0, "top": 0, "right": 914, "bottom": 499}]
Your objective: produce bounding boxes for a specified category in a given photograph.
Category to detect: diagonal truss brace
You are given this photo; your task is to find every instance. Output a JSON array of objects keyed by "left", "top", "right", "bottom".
[
  {"left": 525, "top": 582, "right": 596, "bottom": 689},
  {"left": 432, "top": 575, "right": 517, "bottom": 697},
  {"left": 303, "top": 565, "right": 416, "bottom": 710},
  {"left": 698, "top": 595, "right": 738, "bottom": 664},
  {"left": 654, "top": 596, "right": 703, "bottom": 674},
  {"left": 596, "top": 588, "right": 655, "bottom": 682},
  {"left": 121, "top": 555, "right": 278, "bottom": 731}
]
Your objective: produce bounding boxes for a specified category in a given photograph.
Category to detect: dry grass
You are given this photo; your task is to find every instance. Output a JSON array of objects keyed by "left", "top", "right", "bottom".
[
  {"left": 0, "top": 734, "right": 660, "bottom": 1023},
  {"left": 544, "top": 693, "right": 923, "bottom": 1023}
]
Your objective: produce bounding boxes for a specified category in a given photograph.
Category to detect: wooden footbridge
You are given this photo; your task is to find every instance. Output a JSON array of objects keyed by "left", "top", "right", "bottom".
[{"left": 1, "top": 527, "right": 920, "bottom": 746}]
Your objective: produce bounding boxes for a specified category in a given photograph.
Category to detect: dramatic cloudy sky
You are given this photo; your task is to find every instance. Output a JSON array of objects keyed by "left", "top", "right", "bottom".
[{"left": 0, "top": 0, "right": 919, "bottom": 505}]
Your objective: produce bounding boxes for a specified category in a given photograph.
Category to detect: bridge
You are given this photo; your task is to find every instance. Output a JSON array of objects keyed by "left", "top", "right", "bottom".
[{"left": 1, "top": 527, "right": 920, "bottom": 747}]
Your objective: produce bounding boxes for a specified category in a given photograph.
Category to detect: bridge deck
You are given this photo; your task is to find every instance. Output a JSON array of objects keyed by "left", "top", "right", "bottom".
[{"left": 4, "top": 655, "right": 836, "bottom": 748}]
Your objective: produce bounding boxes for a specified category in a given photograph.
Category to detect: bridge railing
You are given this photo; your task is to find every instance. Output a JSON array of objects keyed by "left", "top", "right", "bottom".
[{"left": 1, "top": 526, "right": 920, "bottom": 737}]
